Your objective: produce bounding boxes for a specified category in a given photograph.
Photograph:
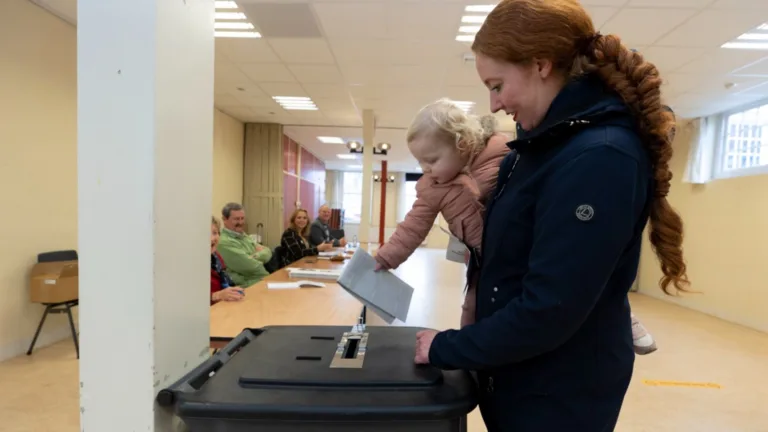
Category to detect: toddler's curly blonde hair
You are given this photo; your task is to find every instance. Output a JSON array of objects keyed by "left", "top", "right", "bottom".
[{"left": 406, "top": 98, "right": 497, "bottom": 158}]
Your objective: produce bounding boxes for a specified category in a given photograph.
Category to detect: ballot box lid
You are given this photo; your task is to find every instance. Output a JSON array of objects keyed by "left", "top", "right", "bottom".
[{"left": 158, "top": 326, "right": 477, "bottom": 422}]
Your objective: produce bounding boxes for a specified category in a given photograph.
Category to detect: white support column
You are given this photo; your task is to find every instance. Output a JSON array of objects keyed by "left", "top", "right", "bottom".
[
  {"left": 78, "top": 1, "right": 215, "bottom": 430},
  {"left": 359, "top": 109, "right": 375, "bottom": 244}
]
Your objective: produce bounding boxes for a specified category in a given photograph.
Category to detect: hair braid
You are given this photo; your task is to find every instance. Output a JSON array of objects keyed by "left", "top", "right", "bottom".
[{"left": 575, "top": 35, "right": 689, "bottom": 294}]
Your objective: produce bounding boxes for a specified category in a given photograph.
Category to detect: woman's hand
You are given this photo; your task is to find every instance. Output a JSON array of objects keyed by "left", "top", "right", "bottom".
[
  {"left": 317, "top": 242, "right": 334, "bottom": 252},
  {"left": 414, "top": 329, "right": 438, "bottom": 364},
  {"left": 214, "top": 287, "right": 245, "bottom": 302}
]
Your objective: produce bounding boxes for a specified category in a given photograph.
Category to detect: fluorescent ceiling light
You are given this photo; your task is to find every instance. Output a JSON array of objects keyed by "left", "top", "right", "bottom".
[
  {"left": 337, "top": 154, "right": 357, "bottom": 159},
  {"left": 738, "top": 33, "right": 768, "bottom": 41},
  {"left": 453, "top": 101, "right": 475, "bottom": 113},
  {"left": 215, "top": 1, "right": 238, "bottom": 8},
  {"left": 459, "top": 25, "right": 482, "bottom": 34},
  {"left": 465, "top": 5, "right": 496, "bottom": 13},
  {"left": 461, "top": 15, "right": 486, "bottom": 24},
  {"left": 273, "top": 96, "right": 318, "bottom": 111},
  {"left": 723, "top": 42, "right": 768, "bottom": 50},
  {"left": 318, "top": 136, "right": 345, "bottom": 144},
  {"left": 215, "top": 22, "right": 254, "bottom": 30},
  {"left": 456, "top": 35, "right": 475, "bottom": 42},
  {"left": 215, "top": 12, "right": 246, "bottom": 19},
  {"left": 722, "top": 22, "right": 768, "bottom": 50},
  {"left": 215, "top": 31, "right": 260, "bottom": 38}
]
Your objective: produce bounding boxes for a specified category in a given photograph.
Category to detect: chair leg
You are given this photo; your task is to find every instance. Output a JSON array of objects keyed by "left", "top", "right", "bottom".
[
  {"left": 66, "top": 303, "right": 79, "bottom": 359},
  {"left": 27, "top": 305, "right": 53, "bottom": 355}
]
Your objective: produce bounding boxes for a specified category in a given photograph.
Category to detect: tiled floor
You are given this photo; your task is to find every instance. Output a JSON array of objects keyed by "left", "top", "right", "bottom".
[{"left": 1, "top": 249, "right": 767, "bottom": 431}]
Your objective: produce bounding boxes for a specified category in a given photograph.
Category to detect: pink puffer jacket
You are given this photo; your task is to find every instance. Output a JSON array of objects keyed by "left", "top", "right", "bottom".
[{"left": 376, "top": 133, "right": 510, "bottom": 269}]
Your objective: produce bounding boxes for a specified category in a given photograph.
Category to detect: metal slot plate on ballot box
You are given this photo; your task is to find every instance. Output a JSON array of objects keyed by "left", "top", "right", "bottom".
[{"left": 330, "top": 330, "right": 369, "bottom": 368}]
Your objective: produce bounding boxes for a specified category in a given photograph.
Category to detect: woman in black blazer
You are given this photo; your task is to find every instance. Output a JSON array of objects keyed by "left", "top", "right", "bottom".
[{"left": 281, "top": 209, "right": 333, "bottom": 265}]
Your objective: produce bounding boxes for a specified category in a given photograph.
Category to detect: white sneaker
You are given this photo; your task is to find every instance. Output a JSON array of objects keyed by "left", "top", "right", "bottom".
[{"left": 632, "top": 318, "right": 657, "bottom": 355}]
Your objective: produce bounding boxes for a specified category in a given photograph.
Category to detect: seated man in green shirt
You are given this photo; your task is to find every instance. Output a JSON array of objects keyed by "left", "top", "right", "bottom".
[{"left": 216, "top": 202, "right": 272, "bottom": 288}]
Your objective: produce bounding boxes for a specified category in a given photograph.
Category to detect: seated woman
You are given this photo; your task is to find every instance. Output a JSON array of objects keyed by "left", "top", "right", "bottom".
[
  {"left": 210, "top": 216, "right": 244, "bottom": 304},
  {"left": 281, "top": 209, "right": 333, "bottom": 265}
]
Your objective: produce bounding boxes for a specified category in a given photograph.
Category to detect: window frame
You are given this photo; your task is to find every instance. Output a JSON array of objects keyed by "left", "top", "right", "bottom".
[{"left": 713, "top": 98, "right": 768, "bottom": 180}]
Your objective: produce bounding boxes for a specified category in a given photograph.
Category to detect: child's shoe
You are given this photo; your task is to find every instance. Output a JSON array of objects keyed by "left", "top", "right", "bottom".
[{"left": 632, "top": 314, "right": 657, "bottom": 355}]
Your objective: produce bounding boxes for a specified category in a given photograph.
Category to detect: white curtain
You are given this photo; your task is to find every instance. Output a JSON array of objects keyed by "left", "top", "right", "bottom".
[
  {"left": 325, "top": 170, "right": 344, "bottom": 208},
  {"left": 395, "top": 172, "right": 408, "bottom": 223},
  {"left": 683, "top": 115, "right": 719, "bottom": 184}
]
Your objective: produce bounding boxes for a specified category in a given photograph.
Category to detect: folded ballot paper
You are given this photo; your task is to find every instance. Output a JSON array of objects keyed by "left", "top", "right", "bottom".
[
  {"left": 336, "top": 248, "right": 414, "bottom": 324},
  {"left": 439, "top": 226, "right": 467, "bottom": 264}
]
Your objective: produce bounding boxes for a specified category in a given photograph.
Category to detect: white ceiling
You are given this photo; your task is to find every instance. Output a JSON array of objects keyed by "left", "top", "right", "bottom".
[{"left": 31, "top": 0, "right": 768, "bottom": 171}]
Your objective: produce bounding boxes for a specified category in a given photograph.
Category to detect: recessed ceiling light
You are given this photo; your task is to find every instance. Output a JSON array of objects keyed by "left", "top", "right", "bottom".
[
  {"left": 273, "top": 96, "right": 318, "bottom": 111},
  {"left": 461, "top": 15, "right": 486, "bottom": 24},
  {"left": 215, "top": 22, "right": 254, "bottom": 30},
  {"left": 458, "top": 25, "right": 482, "bottom": 33},
  {"left": 465, "top": 5, "right": 496, "bottom": 13},
  {"left": 318, "top": 136, "right": 345, "bottom": 144},
  {"left": 215, "top": 31, "right": 260, "bottom": 38},
  {"left": 337, "top": 154, "right": 357, "bottom": 159},
  {"left": 456, "top": 7, "right": 489, "bottom": 43},
  {"left": 347, "top": 164, "right": 362, "bottom": 169},
  {"left": 453, "top": 101, "right": 476, "bottom": 113},
  {"left": 215, "top": 1, "right": 238, "bottom": 8},
  {"left": 722, "top": 22, "right": 768, "bottom": 50},
  {"left": 215, "top": 12, "right": 246, "bottom": 19}
]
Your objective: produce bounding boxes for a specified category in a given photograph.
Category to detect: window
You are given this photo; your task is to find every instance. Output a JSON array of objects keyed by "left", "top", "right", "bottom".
[
  {"left": 403, "top": 180, "right": 418, "bottom": 215},
  {"left": 342, "top": 171, "right": 363, "bottom": 223},
  {"left": 719, "top": 102, "right": 768, "bottom": 175}
]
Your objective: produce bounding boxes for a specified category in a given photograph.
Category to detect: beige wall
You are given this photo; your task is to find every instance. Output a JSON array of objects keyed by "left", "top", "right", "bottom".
[
  {"left": 637, "top": 121, "right": 768, "bottom": 333},
  {"left": 212, "top": 109, "right": 244, "bottom": 217},
  {"left": 0, "top": 0, "right": 245, "bottom": 360}
]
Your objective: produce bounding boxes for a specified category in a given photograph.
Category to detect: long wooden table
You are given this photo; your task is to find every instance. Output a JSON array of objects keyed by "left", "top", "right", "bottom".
[{"left": 209, "top": 253, "right": 364, "bottom": 339}]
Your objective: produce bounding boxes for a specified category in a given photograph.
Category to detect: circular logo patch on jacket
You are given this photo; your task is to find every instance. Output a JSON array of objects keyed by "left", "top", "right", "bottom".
[{"left": 575, "top": 204, "right": 594, "bottom": 221}]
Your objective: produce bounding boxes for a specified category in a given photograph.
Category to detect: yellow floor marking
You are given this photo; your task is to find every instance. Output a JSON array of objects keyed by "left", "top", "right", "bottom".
[{"left": 643, "top": 379, "right": 721, "bottom": 389}]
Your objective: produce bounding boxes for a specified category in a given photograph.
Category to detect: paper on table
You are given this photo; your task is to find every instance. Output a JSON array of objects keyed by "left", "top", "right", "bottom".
[
  {"left": 286, "top": 268, "right": 343, "bottom": 280},
  {"left": 336, "top": 248, "right": 414, "bottom": 324},
  {"left": 267, "top": 280, "right": 326, "bottom": 289}
]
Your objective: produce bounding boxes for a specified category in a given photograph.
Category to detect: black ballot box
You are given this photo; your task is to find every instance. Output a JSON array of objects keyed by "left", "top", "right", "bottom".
[{"left": 158, "top": 325, "right": 478, "bottom": 432}]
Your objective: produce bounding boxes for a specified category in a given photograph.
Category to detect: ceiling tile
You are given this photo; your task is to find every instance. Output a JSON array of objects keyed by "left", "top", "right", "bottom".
[
  {"left": 442, "top": 63, "right": 483, "bottom": 87},
  {"left": 642, "top": 46, "right": 708, "bottom": 73},
  {"left": 709, "top": 0, "right": 768, "bottom": 9},
  {"left": 313, "top": 98, "right": 358, "bottom": 111},
  {"left": 385, "top": 3, "right": 462, "bottom": 41},
  {"left": 214, "top": 93, "right": 243, "bottom": 107},
  {"left": 584, "top": 6, "right": 621, "bottom": 29},
  {"left": 239, "top": 63, "right": 296, "bottom": 83},
  {"left": 602, "top": 8, "right": 699, "bottom": 45},
  {"left": 654, "top": 10, "right": 768, "bottom": 46},
  {"left": 675, "top": 49, "right": 768, "bottom": 75},
  {"left": 289, "top": 65, "right": 345, "bottom": 84},
  {"left": 257, "top": 82, "right": 308, "bottom": 97},
  {"left": 313, "top": 3, "right": 389, "bottom": 40},
  {"left": 216, "top": 39, "right": 282, "bottom": 63},
  {"left": 627, "top": 0, "right": 712, "bottom": 7},
  {"left": 732, "top": 56, "right": 768, "bottom": 76},
  {"left": 267, "top": 39, "right": 336, "bottom": 64},
  {"left": 303, "top": 83, "right": 350, "bottom": 99}
]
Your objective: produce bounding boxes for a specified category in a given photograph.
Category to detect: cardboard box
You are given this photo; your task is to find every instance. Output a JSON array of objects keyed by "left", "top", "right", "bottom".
[{"left": 29, "top": 261, "right": 78, "bottom": 304}]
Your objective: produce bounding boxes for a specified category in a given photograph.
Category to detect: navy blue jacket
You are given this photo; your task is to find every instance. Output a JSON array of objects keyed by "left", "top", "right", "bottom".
[{"left": 429, "top": 76, "right": 653, "bottom": 431}]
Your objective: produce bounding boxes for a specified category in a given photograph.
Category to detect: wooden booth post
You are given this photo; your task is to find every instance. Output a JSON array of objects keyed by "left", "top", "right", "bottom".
[{"left": 379, "top": 161, "right": 388, "bottom": 246}]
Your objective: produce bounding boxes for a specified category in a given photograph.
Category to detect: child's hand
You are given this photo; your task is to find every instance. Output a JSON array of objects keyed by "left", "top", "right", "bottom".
[{"left": 374, "top": 260, "right": 389, "bottom": 272}]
